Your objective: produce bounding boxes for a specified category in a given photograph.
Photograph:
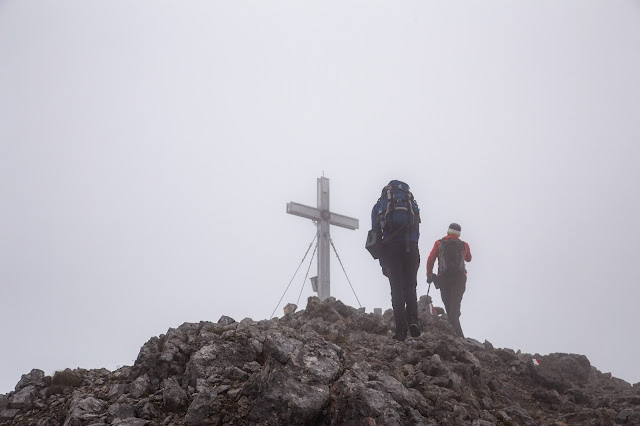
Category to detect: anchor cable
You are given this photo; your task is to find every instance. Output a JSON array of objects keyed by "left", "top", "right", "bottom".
[
  {"left": 296, "top": 243, "right": 318, "bottom": 307},
  {"left": 330, "top": 237, "right": 362, "bottom": 308},
  {"left": 270, "top": 233, "right": 317, "bottom": 319}
]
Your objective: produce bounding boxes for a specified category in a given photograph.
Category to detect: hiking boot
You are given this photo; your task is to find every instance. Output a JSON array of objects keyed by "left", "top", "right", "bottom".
[
  {"left": 393, "top": 330, "right": 407, "bottom": 342},
  {"left": 409, "top": 323, "right": 422, "bottom": 337}
]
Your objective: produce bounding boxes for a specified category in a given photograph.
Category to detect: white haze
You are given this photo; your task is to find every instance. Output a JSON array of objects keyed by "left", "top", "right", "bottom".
[{"left": 1, "top": 1, "right": 639, "bottom": 393}]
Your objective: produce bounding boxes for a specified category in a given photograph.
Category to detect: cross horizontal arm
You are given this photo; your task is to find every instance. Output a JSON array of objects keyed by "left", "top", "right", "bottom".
[
  {"left": 329, "top": 212, "right": 359, "bottom": 230},
  {"left": 286, "top": 202, "right": 359, "bottom": 230},
  {"left": 287, "top": 202, "right": 322, "bottom": 221}
]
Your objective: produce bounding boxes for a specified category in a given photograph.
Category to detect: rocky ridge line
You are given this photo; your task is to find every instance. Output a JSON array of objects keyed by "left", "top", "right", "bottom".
[{"left": 1, "top": 296, "right": 639, "bottom": 425}]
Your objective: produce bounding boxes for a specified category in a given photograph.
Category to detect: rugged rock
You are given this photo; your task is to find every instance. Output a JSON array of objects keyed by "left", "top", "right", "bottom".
[
  {"left": 2, "top": 296, "right": 639, "bottom": 425},
  {"left": 162, "top": 378, "right": 188, "bottom": 412},
  {"left": 15, "top": 369, "right": 50, "bottom": 392}
]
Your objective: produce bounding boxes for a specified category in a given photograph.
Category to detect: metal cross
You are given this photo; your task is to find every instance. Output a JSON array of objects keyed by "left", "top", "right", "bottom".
[{"left": 287, "top": 177, "right": 359, "bottom": 300}]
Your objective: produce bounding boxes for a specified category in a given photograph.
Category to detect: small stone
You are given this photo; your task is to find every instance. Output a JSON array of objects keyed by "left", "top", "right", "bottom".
[
  {"left": 283, "top": 303, "right": 297, "bottom": 315},
  {"left": 218, "top": 315, "right": 236, "bottom": 325}
]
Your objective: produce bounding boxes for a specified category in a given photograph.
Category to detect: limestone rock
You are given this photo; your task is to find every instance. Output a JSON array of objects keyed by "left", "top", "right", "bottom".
[
  {"left": 107, "top": 402, "right": 136, "bottom": 419},
  {"left": 129, "top": 375, "right": 151, "bottom": 399},
  {"left": 64, "top": 395, "right": 108, "bottom": 425},
  {"left": 2, "top": 296, "right": 639, "bottom": 426},
  {"left": 161, "top": 378, "right": 188, "bottom": 412},
  {"left": 283, "top": 303, "right": 297, "bottom": 315},
  {"left": 15, "top": 369, "right": 50, "bottom": 392},
  {"left": 8, "top": 385, "right": 37, "bottom": 410},
  {"left": 527, "top": 353, "right": 592, "bottom": 392},
  {"left": 184, "top": 388, "right": 218, "bottom": 426},
  {"left": 0, "top": 409, "right": 19, "bottom": 421},
  {"left": 217, "top": 315, "right": 235, "bottom": 325}
]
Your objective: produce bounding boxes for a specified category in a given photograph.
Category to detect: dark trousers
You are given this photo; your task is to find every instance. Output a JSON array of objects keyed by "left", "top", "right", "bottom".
[
  {"left": 382, "top": 242, "right": 420, "bottom": 333},
  {"left": 439, "top": 273, "right": 467, "bottom": 338}
]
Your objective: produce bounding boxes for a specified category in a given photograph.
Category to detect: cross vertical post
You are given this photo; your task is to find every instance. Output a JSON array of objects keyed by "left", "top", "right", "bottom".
[
  {"left": 286, "top": 176, "right": 359, "bottom": 301},
  {"left": 317, "top": 177, "right": 331, "bottom": 300}
]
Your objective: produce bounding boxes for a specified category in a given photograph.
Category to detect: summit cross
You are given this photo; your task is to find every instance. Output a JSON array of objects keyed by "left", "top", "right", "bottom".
[{"left": 287, "top": 177, "right": 359, "bottom": 300}]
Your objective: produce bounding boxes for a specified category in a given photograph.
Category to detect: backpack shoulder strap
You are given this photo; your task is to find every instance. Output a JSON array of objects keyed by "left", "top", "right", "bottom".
[
  {"left": 384, "top": 186, "right": 393, "bottom": 218},
  {"left": 409, "top": 191, "right": 417, "bottom": 224}
]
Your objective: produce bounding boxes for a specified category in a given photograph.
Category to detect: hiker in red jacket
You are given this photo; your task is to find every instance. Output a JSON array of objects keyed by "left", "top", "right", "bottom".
[{"left": 426, "top": 223, "right": 472, "bottom": 338}]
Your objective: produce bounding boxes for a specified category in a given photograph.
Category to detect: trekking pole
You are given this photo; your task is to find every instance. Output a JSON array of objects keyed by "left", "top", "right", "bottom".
[{"left": 426, "top": 280, "right": 432, "bottom": 298}]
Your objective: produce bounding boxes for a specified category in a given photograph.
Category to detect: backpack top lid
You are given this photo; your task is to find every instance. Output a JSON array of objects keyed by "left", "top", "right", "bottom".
[{"left": 387, "top": 180, "right": 410, "bottom": 191}]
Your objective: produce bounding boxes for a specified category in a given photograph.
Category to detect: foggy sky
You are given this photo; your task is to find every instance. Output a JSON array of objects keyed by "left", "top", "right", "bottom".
[{"left": 2, "top": 1, "right": 640, "bottom": 394}]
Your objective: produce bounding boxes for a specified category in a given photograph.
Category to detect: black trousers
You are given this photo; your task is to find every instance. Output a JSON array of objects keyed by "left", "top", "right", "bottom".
[
  {"left": 382, "top": 242, "right": 420, "bottom": 333},
  {"left": 439, "top": 273, "right": 467, "bottom": 338}
]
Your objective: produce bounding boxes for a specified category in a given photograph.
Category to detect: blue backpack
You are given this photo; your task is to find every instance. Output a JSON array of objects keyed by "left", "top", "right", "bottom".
[{"left": 375, "top": 180, "right": 420, "bottom": 235}]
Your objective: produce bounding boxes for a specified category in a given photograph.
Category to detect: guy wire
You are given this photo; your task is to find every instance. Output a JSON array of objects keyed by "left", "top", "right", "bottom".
[{"left": 270, "top": 233, "right": 317, "bottom": 319}]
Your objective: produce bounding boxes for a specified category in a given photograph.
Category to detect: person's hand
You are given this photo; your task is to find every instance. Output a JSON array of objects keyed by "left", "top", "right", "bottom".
[{"left": 427, "top": 275, "right": 433, "bottom": 284}]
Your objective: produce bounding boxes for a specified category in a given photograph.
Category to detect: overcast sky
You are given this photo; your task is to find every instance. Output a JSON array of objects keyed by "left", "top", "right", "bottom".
[{"left": 2, "top": 1, "right": 640, "bottom": 394}]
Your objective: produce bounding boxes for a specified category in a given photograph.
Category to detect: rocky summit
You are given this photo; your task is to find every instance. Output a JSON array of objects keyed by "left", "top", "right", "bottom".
[{"left": 2, "top": 297, "right": 639, "bottom": 426}]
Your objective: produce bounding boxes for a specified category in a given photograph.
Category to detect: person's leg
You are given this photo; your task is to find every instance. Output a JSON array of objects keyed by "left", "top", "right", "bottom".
[
  {"left": 439, "top": 283, "right": 452, "bottom": 320},
  {"left": 447, "top": 275, "right": 467, "bottom": 338},
  {"left": 402, "top": 244, "right": 421, "bottom": 335},
  {"left": 383, "top": 244, "right": 408, "bottom": 340}
]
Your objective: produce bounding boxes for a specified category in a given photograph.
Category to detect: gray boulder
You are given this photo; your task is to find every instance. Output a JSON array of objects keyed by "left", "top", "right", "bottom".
[
  {"left": 107, "top": 402, "right": 136, "bottom": 419},
  {"left": 8, "top": 385, "right": 37, "bottom": 410},
  {"left": 15, "top": 369, "right": 50, "bottom": 391},
  {"left": 330, "top": 370, "right": 405, "bottom": 425},
  {"left": 217, "top": 315, "right": 236, "bottom": 325},
  {"left": 162, "top": 378, "right": 188, "bottom": 412},
  {"left": 63, "top": 395, "right": 108, "bottom": 426},
  {"left": 185, "top": 388, "right": 219, "bottom": 426},
  {"left": 183, "top": 335, "right": 261, "bottom": 390},
  {"left": 107, "top": 383, "right": 128, "bottom": 401},
  {"left": 129, "top": 375, "right": 151, "bottom": 399},
  {"left": 246, "top": 336, "right": 343, "bottom": 424},
  {"left": 0, "top": 409, "right": 20, "bottom": 421},
  {"left": 527, "top": 353, "right": 592, "bottom": 392}
]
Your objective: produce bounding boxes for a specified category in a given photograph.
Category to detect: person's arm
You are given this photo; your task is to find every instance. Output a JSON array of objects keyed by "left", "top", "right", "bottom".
[
  {"left": 426, "top": 240, "right": 440, "bottom": 279},
  {"left": 372, "top": 202, "right": 386, "bottom": 271},
  {"left": 371, "top": 203, "right": 379, "bottom": 231},
  {"left": 464, "top": 242, "right": 472, "bottom": 262}
]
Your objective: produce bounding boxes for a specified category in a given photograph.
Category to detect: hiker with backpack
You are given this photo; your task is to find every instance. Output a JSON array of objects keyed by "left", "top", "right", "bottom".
[
  {"left": 367, "top": 180, "right": 421, "bottom": 342},
  {"left": 426, "top": 223, "right": 472, "bottom": 338}
]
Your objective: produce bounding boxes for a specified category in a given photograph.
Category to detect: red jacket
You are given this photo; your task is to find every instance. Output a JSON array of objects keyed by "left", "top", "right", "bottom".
[{"left": 426, "top": 234, "right": 472, "bottom": 279}]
